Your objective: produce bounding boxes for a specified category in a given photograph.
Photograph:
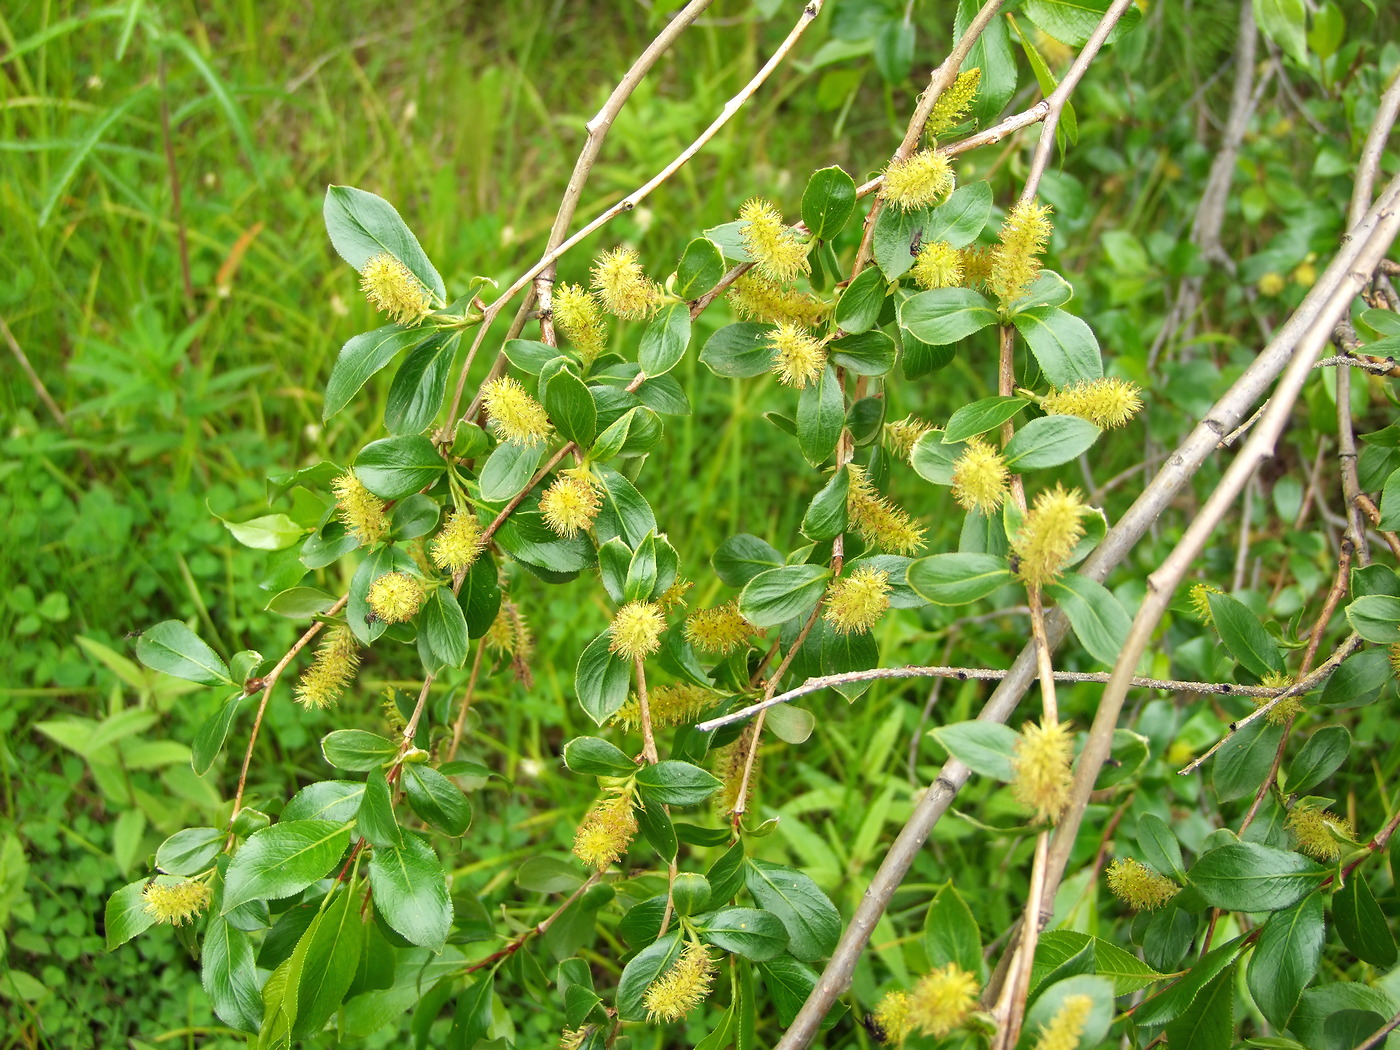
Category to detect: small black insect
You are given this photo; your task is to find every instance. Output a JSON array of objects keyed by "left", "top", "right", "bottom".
[
  {"left": 364, "top": 611, "right": 381, "bottom": 626},
  {"left": 909, "top": 229, "right": 924, "bottom": 257},
  {"left": 861, "top": 1013, "right": 889, "bottom": 1044}
]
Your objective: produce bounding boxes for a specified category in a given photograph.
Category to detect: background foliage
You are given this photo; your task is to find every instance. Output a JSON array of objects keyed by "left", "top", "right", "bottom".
[{"left": 3, "top": 0, "right": 1400, "bottom": 1047}]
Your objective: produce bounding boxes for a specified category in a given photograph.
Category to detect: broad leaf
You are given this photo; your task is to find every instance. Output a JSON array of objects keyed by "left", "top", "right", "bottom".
[{"left": 222, "top": 820, "right": 351, "bottom": 913}]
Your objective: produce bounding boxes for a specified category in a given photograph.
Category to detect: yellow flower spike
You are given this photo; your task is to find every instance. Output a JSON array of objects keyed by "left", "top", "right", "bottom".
[
  {"left": 911, "top": 240, "right": 965, "bottom": 290},
  {"left": 712, "top": 733, "right": 756, "bottom": 814},
  {"left": 1256, "top": 671, "right": 1302, "bottom": 725},
  {"left": 768, "top": 321, "right": 828, "bottom": 389},
  {"left": 847, "top": 465, "right": 927, "bottom": 554},
  {"left": 950, "top": 436, "right": 1010, "bottom": 514},
  {"left": 960, "top": 243, "right": 995, "bottom": 290},
  {"left": 1012, "top": 484, "right": 1088, "bottom": 588},
  {"left": 879, "top": 149, "right": 955, "bottom": 211},
  {"left": 591, "top": 246, "right": 661, "bottom": 320},
  {"left": 359, "top": 252, "right": 432, "bottom": 326},
  {"left": 1042, "top": 378, "right": 1144, "bottom": 429},
  {"left": 925, "top": 67, "right": 981, "bottom": 139},
  {"left": 1257, "top": 271, "right": 1286, "bottom": 297},
  {"left": 727, "top": 273, "right": 828, "bottom": 327},
  {"left": 609, "top": 601, "right": 666, "bottom": 661},
  {"left": 1287, "top": 804, "right": 1352, "bottom": 861},
  {"left": 295, "top": 625, "right": 360, "bottom": 709},
  {"left": 824, "top": 566, "right": 892, "bottom": 634},
  {"left": 1389, "top": 641, "right": 1400, "bottom": 678},
  {"left": 1011, "top": 719, "right": 1074, "bottom": 823},
  {"left": 572, "top": 790, "right": 638, "bottom": 870},
  {"left": 1189, "top": 582, "right": 1223, "bottom": 625},
  {"left": 1033, "top": 994, "right": 1094, "bottom": 1050},
  {"left": 142, "top": 879, "right": 212, "bottom": 925},
  {"left": 482, "top": 375, "right": 553, "bottom": 445},
  {"left": 431, "top": 510, "right": 485, "bottom": 574},
  {"left": 872, "top": 990, "right": 915, "bottom": 1046},
  {"left": 612, "top": 683, "right": 715, "bottom": 733},
  {"left": 539, "top": 468, "right": 603, "bottom": 539},
  {"left": 907, "top": 963, "right": 980, "bottom": 1038},
  {"left": 884, "top": 416, "right": 936, "bottom": 461},
  {"left": 1106, "top": 858, "right": 1180, "bottom": 911},
  {"left": 989, "top": 198, "right": 1054, "bottom": 306},
  {"left": 658, "top": 577, "right": 692, "bottom": 612},
  {"left": 366, "top": 571, "right": 427, "bottom": 623},
  {"left": 738, "top": 198, "right": 811, "bottom": 284},
  {"left": 332, "top": 471, "right": 390, "bottom": 547},
  {"left": 485, "top": 600, "right": 532, "bottom": 659},
  {"left": 643, "top": 943, "right": 717, "bottom": 1023},
  {"left": 551, "top": 283, "right": 609, "bottom": 365},
  {"left": 684, "top": 601, "right": 753, "bottom": 655}
]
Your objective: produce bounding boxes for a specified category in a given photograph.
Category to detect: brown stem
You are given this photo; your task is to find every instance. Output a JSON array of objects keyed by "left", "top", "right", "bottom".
[
  {"left": 1299, "top": 537, "right": 1353, "bottom": 676},
  {"left": 447, "top": 642, "right": 487, "bottom": 762},
  {"left": 463, "top": 872, "right": 602, "bottom": 975}
]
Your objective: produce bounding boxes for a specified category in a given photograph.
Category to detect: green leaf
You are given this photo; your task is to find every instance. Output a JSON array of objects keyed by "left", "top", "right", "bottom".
[
  {"left": 575, "top": 631, "right": 632, "bottom": 725},
  {"left": 1045, "top": 573, "right": 1131, "bottom": 667},
  {"left": 834, "top": 266, "right": 887, "bottom": 335},
  {"left": 928, "top": 720, "right": 1020, "bottom": 781},
  {"left": 267, "top": 586, "right": 339, "bottom": 620},
  {"left": 458, "top": 552, "right": 503, "bottom": 639},
  {"left": 1002, "top": 414, "right": 1101, "bottom": 470},
  {"left": 368, "top": 836, "right": 452, "bottom": 951},
  {"left": 1164, "top": 960, "right": 1236, "bottom": 1050},
  {"left": 1137, "top": 813, "right": 1187, "bottom": 881},
  {"left": 321, "top": 729, "right": 397, "bottom": 772},
  {"left": 594, "top": 469, "right": 657, "bottom": 549},
  {"left": 1010, "top": 269, "right": 1074, "bottom": 311},
  {"left": 477, "top": 439, "right": 545, "bottom": 503},
  {"left": 756, "top": 956, "right": 823, "bottom": 1029},
  {"left": 156, "top": 826, "right": 224, "bottom": 876},
  {"left": 924, "top": 181, "right": 994, "bottom": 248},
  {"left": 1011, "top": 306, "right": 1104, "bottom": 386},
  {"left": 289, "top": 885, "right": 367, "bottom": 1039},
  {"left": 908, "top": 552, "right": 1012, "bottom": 605},
  {"left": 829, "top": 331, "right": 896, "bottom": 377},
  {"left": 219, "top": 512, "right": 305, "bottom": 552},
  {"left": 353, "top": 436, "right": 447, "bottom": 500},
  {"left": 402, "top": 764, "right": 472, "bottom": 836},
  {"left": 105, "top": 879, "right": 157, "bottom": 949},
  {"left": 1134, "top": 937, "right": 1244, "bottom": 1028},
  {"left": 923, "top": 882, "right": 981, "bottom": 973},
  {"left": 384, "top": 330, "right": 457, "bottom": 436},
  {"left": 389, "top": 494, "right": 440, "bottom": 541},
  {"left": 193, "top": 690, "right": 247, "bottom": 776},
  {"left": 563, "top": 736, "right": 637, "bottom": 777},
  {"left": 1254, "top": 0, "right": 1308, "bottom": 66},
  {"left": 636, "top": 799, "right": 677, "bottom": 862},
  {"left": 700, "top": 908, "right": 789, "bottom": 961},
  {"left": 136, "top": 620, "right": 232, "bottom": 686},
  {"left": 1213, "top": 719, "right": 1284, "bottom": 803},
  {"left": 738, "top": 564, "right": 831, "bottom": 628},
  {"left": 222, "top": 821, "right": 351, "bottom": 913},
  {"left": 675, "top": 237, "right": 726, "bottom": 298},
  {"left": 797, "top": 364, "right": 844, "bottom": 467},
  {"left": 1034, "top": 930, "right": 1166, "bottom": 995},
  {"left": 713, "top": 533, "right": 784, "bottom": 587},
  {"left": 358, "top": 767, "right": 402, "bottom": 849},
  {"left": 944, "top": 396, "right": 1029, "bottom": 443},
  {"left": 324, "top": 185, "right": 445, "bottom": 299},
  {"left": 634, "top": 761, "right": 723, "bottom": 807},
  {"left": 910, "top": 430, "right": 961, "bottom": 485},
  {"left": 699, "top": 322, "right": 776, "bottom": 378},
  {"left": 616, "top": 932, "right": 684, "bottom": 1021},
  {"left": 1334, "top": 873, "right": 1396, "bottom": 966},
  {"left": 503, "top": 338, "right": 563, "bottom": 374},
  {"left": 1247, "top": 893, "right": 1324, "bottom": 1030},
  {"left": 282, "top": 781, "right": 365, "bottom": 824},
  {"left": 516, "top": 856, "right": 585, "bottom": 894},
  {"left": 203, "top": 915, "right": 263, "bottom": 1033},
  {"left": 623, "top": 533, "right": 659, "bottom": 603},
  {"left": 1023, "top": 0, "right": 1142, "bottom": 46},
  {"left": 801, "top": 166, "right": 857, "bottom": 240},
  {"left": 638, "top": 301, "right": 692, "bottom": 378},
  {"left": 1345, "top": 594, "right": 1400, "bottom": 643},
  {"left": 872, "top": 202, "right": 929, "bottom": 280},
  {"left": 802, "top": 466, "right": 850, "bottom": 543},
  {"left": 1287, "top": 725, "right": 1350, "bottom": 794},
  {"left": 1320, "top": 648, "right": 1388, "bottom": 708},
  {"left": 421, "top": 589, "right": 469, "bottom": 669},
  {"left": 1207, "top": 592, "right": 1286, "bottom": 676},
  {"left": 1187, "top": 843, "right": 1326, "bottom": 912},
  {"left": 898, "top": 288, "right": 998, "bottom": 345},
  {"left": 745, "top": 860, "right": 841, "bottom": 962},
  {"left": 670, "top": 874, "right": 711, "bottom": 918},
  {"left": 873, "top": 17, "right": 914, "bottom": 83}
]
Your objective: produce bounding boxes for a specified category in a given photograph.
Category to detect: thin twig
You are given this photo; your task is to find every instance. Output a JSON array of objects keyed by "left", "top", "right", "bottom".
[
  {"left": 1299, "top": 538, "right": 1353, "bottom": 675},
  {"left": 447, "top": 642, "right": 487, "bottom": 762}
]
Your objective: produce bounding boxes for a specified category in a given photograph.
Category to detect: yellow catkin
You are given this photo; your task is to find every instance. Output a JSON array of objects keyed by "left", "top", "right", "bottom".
[
  {"left": 847, "top": 465, "right": 926, "bottom": 554},
  {"left": 768, "top": 321, "right": 828, "bottom": 389},
  {"left": 960, "top": 244, "right": 995, "bottom": 290},
  {"left": 142, "top": 880, "right": 212, "bottom": 925},
  {"left": 591, "top": 246, "right": 661, "bottom": 320},
  {"left": 658, "top": 577, "right": 692, "bottom": 612},
  {"left": 572, "top": 790, "right": 637, "bottom": 869},
  {"left": 332, "top": 471, "right": 390, "bottom": 546},
  {"left": 612, "top": 683, "right": 716, "bottom": 733},
  {"left": 609, "top": 601, "right": 666, "bottom": 661},
  {"left": 1033, "top": 994, "right": 1094, "bottom": 1050},
  {"left": 884, "top": 417, "right": 935, "bottom": 461},
  {"left": 824, "top": 566, "right": 892, "bottom": 634},
  {"left": 1189, "top": 583, "right": 1223, "bottom": 625},
  {"left": 1256, "top": 671, "right": 1302, "bottom": 725},
  {"left": 482, "top": 376, "right": 553, "bottom": 445},
  {"left": 880, "top": 150, "right": 955, "bottom": 211},
  {"left": 911, "top": 240, "right": 965, "bottom": 290},
  {"left": 738, "top": 198, "right": 811, "bottom": 284},
  {"left": 950, "top": 436, "right": 1010, "bottom": 514},
  {"left": 1011, "top": 719, "right": 1074, "bottom": 823},
  {"left": 906, "top": 963, "right": 980, "bottom": 1038},
  {"left": 366, "top": 571, "right": 427, "bottom": 623},
  {"left": 485, "top": 600, "right": 532, "bottom": 659},
  {"left": 684, "top": 601, "right": 753, "bottom": 656},
  {"left": 1287, "top": 805, "right": 1352, "bottom": 861},
  {"left": 726, "top": 273, "right": 828, "bottom": 327},
  {"left": 539, "top": 469, "right": 602, "bottom": 538},
  {"left": 359, "top": 252, "right": 432, "bottom": 325},
  {"left": 295, "top": 625, "right": 360, "bottom": 709},
  {"left": 872, "top": 990, "right": 915, "bottom": 1046},
  {"left": 1042, "top": 378, "right": 1144, "bottom": 429},
  {"left": 925, "top": 68, "right": 982, "bottom": 139},
  {"left": 1012, "top": 485, "right": 1088, "bottom": 588},
  {"left": 989, "top": 199, "right": 1054, "bottom": 306},
  {"left": 551, "top": 283, "right": 609, "bottom": 365},
  {"left": 431, "top": 511, "right": 485, "bottom": 574},
  {"left": 1389, "top": 642, "right": 1400, "bottom": 678},
  {"left": 1106, "top": 858, "right": 1179, "bottom": 911},
  {"left": 712, "top": 731, "right": 755, "bottom": 814},
  {"left": 1258, "top": 272, "right": 1286, "bottom": 297},
  {"left": 643, "top": 943, "right": 717, "bottom": 1023}
]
